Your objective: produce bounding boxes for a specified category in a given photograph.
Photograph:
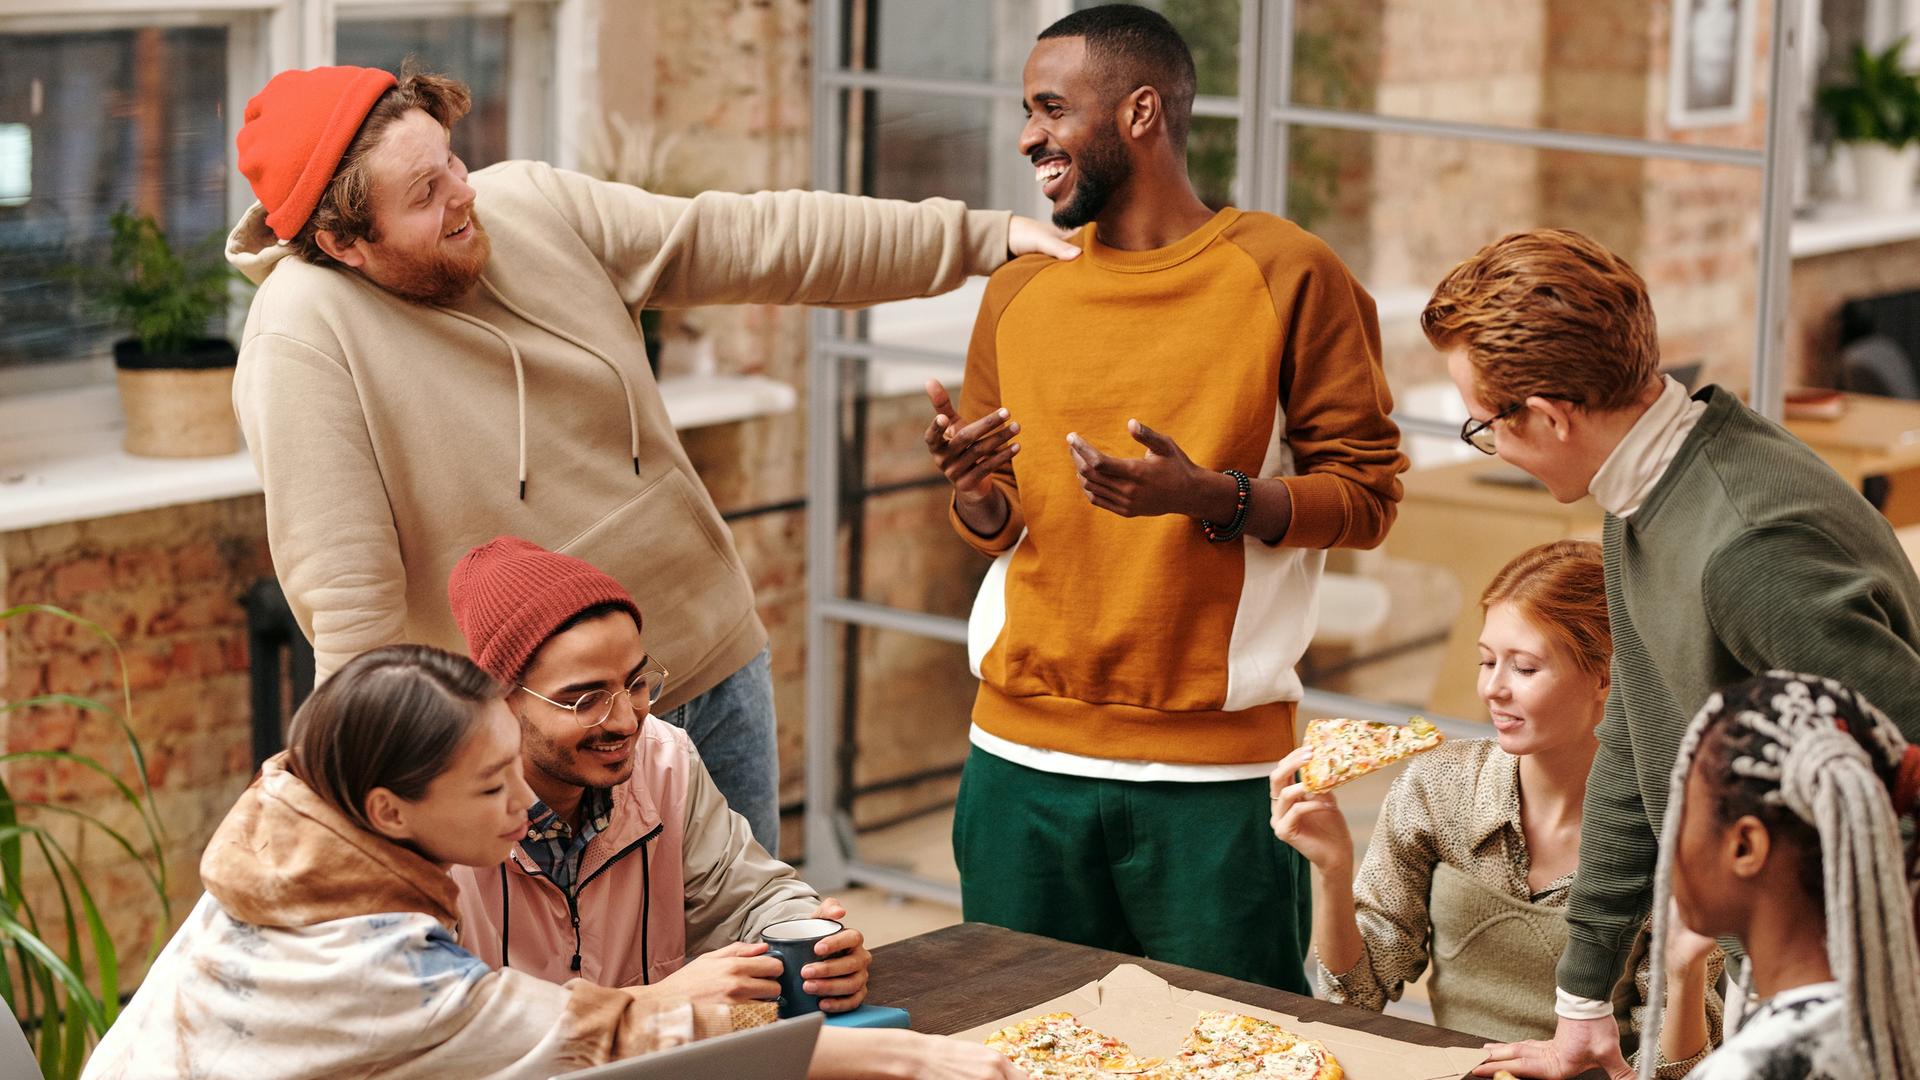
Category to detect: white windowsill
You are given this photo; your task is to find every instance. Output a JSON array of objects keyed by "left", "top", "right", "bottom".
[
  {"left": 0, "top": 373, "right": 796, "bottom": 533},
  {"left": 1790, "top": 202, "right": 1920, "bottom": 258}
]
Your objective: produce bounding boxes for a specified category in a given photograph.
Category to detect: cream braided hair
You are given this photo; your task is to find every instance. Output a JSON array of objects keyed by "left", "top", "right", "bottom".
[{"left": 1637, "top": 672, "right": 1920, "bottom": 1080}]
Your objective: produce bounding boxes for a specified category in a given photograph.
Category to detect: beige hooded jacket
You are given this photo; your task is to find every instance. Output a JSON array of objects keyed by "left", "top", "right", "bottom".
[
  {"left": 226, "top": 161, "right": 1011, "bottom": 698},
  {"left": 82, "top": 754, "right": 728, "bottom": 1080}
]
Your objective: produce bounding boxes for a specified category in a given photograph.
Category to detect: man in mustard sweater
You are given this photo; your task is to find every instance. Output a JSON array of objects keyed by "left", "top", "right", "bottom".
[
  {"left": 926, "top": 6, "right": 1406, "bottom": 989},
  {"left": 226, "top": 65, "right": 1075, "bottom": 857}
]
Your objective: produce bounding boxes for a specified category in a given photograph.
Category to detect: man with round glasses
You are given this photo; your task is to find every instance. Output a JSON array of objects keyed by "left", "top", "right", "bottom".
[{"left": 443, "top": 536, "right": 872, "bottom": 1008}]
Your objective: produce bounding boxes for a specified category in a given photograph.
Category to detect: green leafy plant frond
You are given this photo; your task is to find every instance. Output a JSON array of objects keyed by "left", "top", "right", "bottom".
[
  {"left": 65, "top": 209, "right": 240, "bottom": 357},
  {"left": 1818, "top": 37, "right": 1920, "bottom": 148},
  {"left": 0, "top": 605, "right": 171, "bottom": 1079}
]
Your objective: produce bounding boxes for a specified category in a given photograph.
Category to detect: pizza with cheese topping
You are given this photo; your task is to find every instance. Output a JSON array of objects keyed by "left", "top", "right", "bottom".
[
  {"left": 1298, "top": 715, "right": 1443, "bottom": 793},
  {"left": 1174, "top": 1011, "right": 1342, "bottom": 1079},
  {"left": 985, "top": 1010, "right": 1340, "bottom": 1080},
  {"left": 984, "top": 1012, "right": 1165, "bottom": 1077}
]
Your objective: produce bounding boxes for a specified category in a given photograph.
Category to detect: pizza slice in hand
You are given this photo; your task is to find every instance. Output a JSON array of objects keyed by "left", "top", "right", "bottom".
[{"left": 1298, "top": 715, "right": 1443, "bottom": 793}]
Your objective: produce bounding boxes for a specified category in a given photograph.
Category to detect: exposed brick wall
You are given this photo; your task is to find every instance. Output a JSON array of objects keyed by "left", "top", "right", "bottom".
[{"left": 0, "top": 497, "right": 272, "bottom": 988}]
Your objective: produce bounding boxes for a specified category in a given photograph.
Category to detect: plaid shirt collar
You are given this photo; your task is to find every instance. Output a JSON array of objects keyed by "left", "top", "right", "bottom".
[{"left": 522, "top": 786, "right": 614, "bottom": 895}]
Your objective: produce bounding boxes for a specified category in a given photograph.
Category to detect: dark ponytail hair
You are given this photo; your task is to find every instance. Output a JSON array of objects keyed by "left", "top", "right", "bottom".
[{"left": 285, "top": 644, "right": 504, "bottom": 833}]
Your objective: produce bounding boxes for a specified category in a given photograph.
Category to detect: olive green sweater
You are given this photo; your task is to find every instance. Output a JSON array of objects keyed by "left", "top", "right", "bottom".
[{"left": 1558, "top": 386, "right": 1920, "bottom": 1000}]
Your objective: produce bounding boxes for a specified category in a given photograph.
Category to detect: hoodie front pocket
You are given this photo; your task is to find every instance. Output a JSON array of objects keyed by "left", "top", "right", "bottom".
[{"left": 559, "top": 468, "right": 759, "bottom": 678}]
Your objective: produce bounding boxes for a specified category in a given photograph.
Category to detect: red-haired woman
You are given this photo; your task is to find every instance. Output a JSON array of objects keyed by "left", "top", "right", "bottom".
[{"left": 1271, "top": 541, "right": 1720, "bottom": 1076}]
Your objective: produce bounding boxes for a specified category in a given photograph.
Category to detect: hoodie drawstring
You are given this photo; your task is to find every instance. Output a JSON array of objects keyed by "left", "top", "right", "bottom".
[
  {"left": 498, "top": 861, "right": 512, "bottom": 968},
  {"left": 438, "top": 304, "right": 531, "bottom": 499},
  {"left": 476, "top": 277, "right": 645, "bottom": 479},
  {"left": 640, "top": 842, "right": 652, "bottom": 985}
]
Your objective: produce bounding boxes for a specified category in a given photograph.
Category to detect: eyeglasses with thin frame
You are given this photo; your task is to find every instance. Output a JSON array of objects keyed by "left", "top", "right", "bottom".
[
  {"left": 517, "top": 657, "right": 670, "bottom": 729},
  {"left": 1460, "top": 402, "right": 1524, "bottom": 455}
]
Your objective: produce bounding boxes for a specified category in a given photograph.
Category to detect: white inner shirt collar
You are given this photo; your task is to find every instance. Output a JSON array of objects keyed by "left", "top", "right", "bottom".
[{"left": 1586, "top": 375, "right": 1705, "bottom": 518}]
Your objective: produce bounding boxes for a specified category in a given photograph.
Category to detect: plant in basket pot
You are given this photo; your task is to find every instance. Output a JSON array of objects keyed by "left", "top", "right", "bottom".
[
  {"left": 83, "top": 208, "right": 247, "bottom": 458},
  {"left": 1818, "top": 37, "right": 1920, "bottom": 212}
]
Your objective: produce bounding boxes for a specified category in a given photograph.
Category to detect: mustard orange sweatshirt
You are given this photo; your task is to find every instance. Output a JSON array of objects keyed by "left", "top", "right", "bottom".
[{"left": 953, "top": 209, "right": 1406, "bottom": 765}]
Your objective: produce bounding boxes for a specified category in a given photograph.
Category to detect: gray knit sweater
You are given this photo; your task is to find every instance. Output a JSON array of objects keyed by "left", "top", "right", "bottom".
[{"left": 1558, "top": 385, "right": 1920, "bottom": 1000}]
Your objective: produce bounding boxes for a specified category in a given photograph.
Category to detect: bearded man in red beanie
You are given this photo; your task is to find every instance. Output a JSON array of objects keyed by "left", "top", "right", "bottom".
[
  {"left": 226, "top": 65, "right": 1078, "bottom": 858},
  {"left": 442, "top": 535, "right": 870, "bottom": 1013}
]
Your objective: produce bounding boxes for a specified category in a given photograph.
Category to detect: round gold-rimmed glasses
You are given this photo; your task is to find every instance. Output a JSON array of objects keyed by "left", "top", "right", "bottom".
[{"left": 517, "top": 657, "right": 669, "bottom": 729}]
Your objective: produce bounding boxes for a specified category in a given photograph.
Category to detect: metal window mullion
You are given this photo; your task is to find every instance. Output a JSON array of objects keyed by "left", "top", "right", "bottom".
[
  {"left": 804, "top": 0, "right": 850, "bottom": 891},
  {"left": 1752, "top": 0, "right": 1804, "bottom": 422},
  {"left": 0, "top": 0, "right": 278, "bottom": 17},
  {"left": 505, "top": 1, "right": 555, "bottom": 162},
  {"left": 1265, "top": 0, "right": 1298, "bottom": 216},
  {"left": 550, "top": 0, "right": 592, "bottom": 170},
  {"left": 820, "top": 68, "right": 1010, "bottom": 100},
  {"left": 1231, "top": 0, "right": 1263, "bottom": 210},
  {"left": 1270, "top": 103, "right": 1768, "bottom": 169},
  {"left": 844, "top": 861, "right": 962, "bottom": 908},
  {"left": 1189, "top": 94, "right": 1238, "bottom": 119},
  {"left": 820, "top": 338, "right": 965, "bottom": 368},
  {"left": 818, "top": 599, "right": 968, "bottom": 645},
  {"left": 301, "top": 0, "right": 331, "bottom": 66}
]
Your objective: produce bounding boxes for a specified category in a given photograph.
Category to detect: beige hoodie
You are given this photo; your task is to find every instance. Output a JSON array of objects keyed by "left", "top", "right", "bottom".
[
  {"left": 227, "top": 161, "right": 1012, "bottom": 695},
  {"left": 82, "top": 755, "right": 727, "bottom": 1080}
]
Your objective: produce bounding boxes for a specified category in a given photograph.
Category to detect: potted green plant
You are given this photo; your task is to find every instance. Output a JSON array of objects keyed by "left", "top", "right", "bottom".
[
  {"left": 84, "top": 209, "right": 244, "bottom": 457},
  {"left": 1818, "top": 38, "right": 1920, "bottom": 212}
]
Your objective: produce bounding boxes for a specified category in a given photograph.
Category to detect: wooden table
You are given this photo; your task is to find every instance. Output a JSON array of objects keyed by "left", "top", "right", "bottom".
[
  {"left": 1382, "top": 459, "right": 1604, "bottom": 720},
  {"left": 1782, "top": 391, "right": 1920, "bottom": 489},
  {"left": 868, "top": 922, "right": 1589, "bottom": 1079}
]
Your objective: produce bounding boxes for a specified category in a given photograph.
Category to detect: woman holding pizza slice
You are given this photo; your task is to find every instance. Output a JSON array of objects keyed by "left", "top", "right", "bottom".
[{"left": 1270, "top": 540, "right": 1721, "bottom": 1077}]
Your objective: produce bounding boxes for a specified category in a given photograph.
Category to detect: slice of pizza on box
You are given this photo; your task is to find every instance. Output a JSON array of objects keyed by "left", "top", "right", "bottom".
[
  {"left": 1299, "top": 716, "right": 1443, "bottom": 793},
  {"left": 985, "top": 1012, "right": 1165, "bottom": 1077}
]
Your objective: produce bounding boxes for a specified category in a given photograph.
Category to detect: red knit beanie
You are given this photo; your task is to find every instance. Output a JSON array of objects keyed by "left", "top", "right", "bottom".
[
  {"left": 237, "top": 65, "right": 398, "bottom": 243},
  {"left": 447, "top": 537, "right": 643, "bottom": 683}
]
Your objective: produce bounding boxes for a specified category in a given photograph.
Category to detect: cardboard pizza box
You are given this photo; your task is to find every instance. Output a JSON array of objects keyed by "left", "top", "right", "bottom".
[{"left": 954, "top": 963, "right": 1489, "bottom": 1080}]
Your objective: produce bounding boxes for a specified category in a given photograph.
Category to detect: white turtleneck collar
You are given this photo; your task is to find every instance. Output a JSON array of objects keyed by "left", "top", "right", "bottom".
[{"left": 1586, "top": 376, "right": 1706, "bottom": 518}]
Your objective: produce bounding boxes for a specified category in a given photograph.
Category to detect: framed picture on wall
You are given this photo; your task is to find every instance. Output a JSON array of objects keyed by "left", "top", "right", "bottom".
[{"left": 1669, "top": 0, "right": 1758, "bottom": 128}]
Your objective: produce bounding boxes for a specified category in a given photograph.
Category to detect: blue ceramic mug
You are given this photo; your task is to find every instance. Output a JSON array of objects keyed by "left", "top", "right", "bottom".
[{"left": 760, "top": 917, "right": 845, "bottom": 1018}]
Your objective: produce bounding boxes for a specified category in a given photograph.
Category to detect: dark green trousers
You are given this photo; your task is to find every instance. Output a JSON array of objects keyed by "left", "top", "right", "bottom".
[{"left": 952, "top": 747, "right": 1313, "bottom": 993}]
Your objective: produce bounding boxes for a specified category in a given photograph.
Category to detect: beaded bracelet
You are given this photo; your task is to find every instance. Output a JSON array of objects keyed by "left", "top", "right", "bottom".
[{"left": 1200, "top": 469, "right": 1252, "bottom": 542}]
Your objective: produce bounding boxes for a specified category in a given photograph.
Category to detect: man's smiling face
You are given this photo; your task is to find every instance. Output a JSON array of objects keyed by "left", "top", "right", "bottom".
[
  {"left": 511, "top": 610, "right": 648, "bottom": 794},
  {"left": 1020, "top": 35, "right": 1132, "bottom": 230},
  {"left": 331, "top": 107, "right": 490, "bottom": 304}
]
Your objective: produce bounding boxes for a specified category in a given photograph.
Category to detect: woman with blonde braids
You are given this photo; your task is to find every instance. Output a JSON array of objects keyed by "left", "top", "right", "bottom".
[{"left": 1638, "top": 671, "right": 1920, "bottom": 1080}]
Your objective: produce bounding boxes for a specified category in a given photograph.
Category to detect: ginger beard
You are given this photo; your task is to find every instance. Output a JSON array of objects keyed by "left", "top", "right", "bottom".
[{"left": 372, "top": 209, "right": 492, "bottom": 305}]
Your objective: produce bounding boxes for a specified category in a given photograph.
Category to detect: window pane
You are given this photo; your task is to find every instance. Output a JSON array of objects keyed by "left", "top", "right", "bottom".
[
  {"left": 842, "top": 89, "right": 1035, "bottom": 212},
  {"left": 1076, "top": 0, "right": 1241, "bottom": 98},
  {"left": 0, "top": 27, "right": 228, "bottom": 369},
  {"left": 836, "top": 357, "right": 989, "bottom": 622},
  {"left": 1289, "top": 0, "right": 1770, "bottom": 149},
  {"left": 844, "top": 0, "right": 1043, "bottom": 83},
  {"left": 336, "top": 14, "right": 513, "bottom": 168},
  {"left": 1189, "top": 115, "right": 1236, "bottom": 209}
]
